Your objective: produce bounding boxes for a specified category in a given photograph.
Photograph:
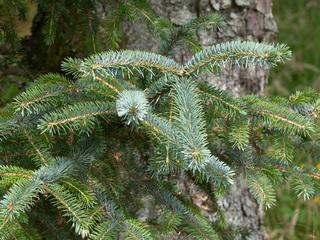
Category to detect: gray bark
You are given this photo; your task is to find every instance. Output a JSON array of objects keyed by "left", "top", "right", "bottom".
[{"left": 122, "top": 0, "right": 277, "bottom": 239}]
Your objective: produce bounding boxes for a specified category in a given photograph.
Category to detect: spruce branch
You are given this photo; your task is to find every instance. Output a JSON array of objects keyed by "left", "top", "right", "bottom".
[
  {"left": 89, "top": 185, "right": 155, "bottom": 239},
  {"left": 145, "top": 74, "right": 178, "bottom": 99},
  {"left": 62, "top": 50, "right": 183, "bottom": 78},
  {"left": 183, "top": 41, "right": 291, "bottom": 76},
  {"left": 0, "top": 114, "right": 18, "bottom": 141},
  {"left": 94, "top": 76, "right": 121, "bottom": 94},
  {"left": 126, "top": 1, "right": 167, "bottom": 40},
  {"left": 161, "top": 211, "right": 182, "bottom": 237},
  {"left": 116, "top": 90, "right": 149, "bottom": 126},
  {"left": 241, "top": 156, "right": 284, "bottom": 187},
  {"left": 142, "top": 113, "right": 180, "bottom": 144},
  {"left": 21, "top": 124, "right": 49, "bottom": 166},
  {"left": 0, "top": 165, "right": 33, "bottom": 187},
  {"left": 121, "top": 219, "right": 154, "bottom": 240},
  {"left": 0, "top": 215, "right": 35, "bottom": 240},
  {"left": 200, "top": 157, "right": 235, "bottom": 187},
  {"left": 246, "top": 174, "right": 276, "bottom": 209},
  {"left": 172, "top": 78, "right": 234, "bottom": 185},
  {"left": 145, "top": 182, "right": 218, "bottom": 239},
  {"left": 294, "top": 139, "right": 320, "bottom": 162},
  {"left": 34, "top": 157, "right": 77, "bottom": 183},
  {"left": 29, "top": 210, "right": 69, "bottom": 240},
  {"left": 159, "top": 14, "right": 225, "bottom": 56},
  {"left": 245, "top": 96, "right": 313, "bottom": 137},
  {"left": 103, "top": 0, "right": 123, "bottom": 50},
  {"left": 272, "top": 132, "right": 294, "bottom": 163},
  {"left": 13, "top": 83, "right": 71, "bottom": 116},
  {"left": 27, "top": 73, "right": 72, "bottom": 88},
  {"left": 198, "top": 83, "right": 246, "bottom": 116},
  {"left": 172, "top": 78, "right": 211, "bottom": 170},
  {"left": 289, "top": 88, "right": 319, "bottom": 105},
  {"left": 2, "top": 4, "right": 319, "bottom": 238},
  {"left": 291, "top": 167, "right": 320, "bottom": 200},
  {"left": 90, "top": 220, "right": 119, "bottom": 240},
  {"left": 83, "top": 0, "right": 98, "bottom": 53},
  {"left": 0, "top": 179, "right": 44, "bottom": 221},
  {"left": 40, "top": 0, "right": 62, "bottom": 46},
  {"left": 227, "top": 118, "right": 250, "bottom": 150},
  {"left": 181, "top": 14, "right": 226, "bottom": 33},
  {"left": 46, "top": 184, "right": 91, "bottom": 238},
  {"left": 37, "top": 101, "right": 116, "bottom": 135},
  {"left": 60, "top": 178, "right": 95, "bottom": 208}
]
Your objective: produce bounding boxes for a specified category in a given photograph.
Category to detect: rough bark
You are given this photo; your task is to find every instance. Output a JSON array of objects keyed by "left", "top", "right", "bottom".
[{"left": 122, "top": 1, "right": 277, "bottom": 239}]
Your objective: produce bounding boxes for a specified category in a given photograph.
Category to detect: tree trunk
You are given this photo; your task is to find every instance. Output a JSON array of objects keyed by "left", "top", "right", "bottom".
[{"left": 122, "top": 1, "right": 277, "bottom": 239}]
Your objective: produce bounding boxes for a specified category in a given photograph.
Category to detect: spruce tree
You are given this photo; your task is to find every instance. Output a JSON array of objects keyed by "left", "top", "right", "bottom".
[{"left": 1, "top": 1, "right": 320, "bottom": 239}]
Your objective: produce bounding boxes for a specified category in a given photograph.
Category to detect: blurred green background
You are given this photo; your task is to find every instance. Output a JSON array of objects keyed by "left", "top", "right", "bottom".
[
  {"left": 265, "top": 0, "right": 320, "bottom": 239},
  {"left": 267, "top": 0, "right": 320, "bottom": 97}
]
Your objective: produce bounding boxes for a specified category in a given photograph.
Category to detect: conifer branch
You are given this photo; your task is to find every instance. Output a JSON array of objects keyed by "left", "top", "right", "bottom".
[
  {"left": 104, "top": 0, "right": 123, "bottom": 50},
  {"left": 145, "top": 182, "right": 218, "bottom": 239},
  {"left": 0, "top": 217, "right": 10, "bottom": 233},
  {"left": 37, "top": 102, "right": 116, "bottom": 134},
  {"left": 2, "top": 4, "right": 319, "bottom": 238},
  {"left": 198, "top": 89, "right": 241, "bottom": 111},
  {"left": 145, "top": 74, "right": 178, "bottom": 99},
  {"left": 142, "top": 114, "right": 179, "bottom": 144},
  {"left": 197, "top": 83, "right": 246, "bottom": 116},
  {"left": 172, "top": 78, "right": 211, "bottom": 170},
  {"left": 246, "top": 97, "right": 313, "bottom": 136},
  {"left": 201, "top": 158, "right": 235, "bottom": 186},
  {"left": 228, "top": 118, "right": 250, "bottom": 150},
  {"left": 95, "top": 76, "right": 120, "bottom": 94},
  {"left": 62, "top": 51, "right": 183, "bottom": 78},
  {"left": 30, "top": 210, "right": 68, "bottom": 240},
  {"left": 291, "top": 167, "right": 319, "bottom": 200},
  {"left": 84, "top": 1, "right": 97, "bottom": 53},
  {"left": 60, "top": 179, "right": 94, "bottom": 207},
  {"left": 159, "top": 14, "right": 225, "bottom": 56},
  {"left": 0, "top": 115, "right": 18, "bottom": 141},
  {"left": 27, "top": 73, "right": 72, "bottom": 88},
  {"left": 0, "top": 179, "right": 44, "bottom": 220},
  {"left": 13, "top": 218, "right": 36, "bottom": 240},
  {"left": 13, "top": 83, "right": 70, "bottom": 116},
  {"left": 21, "top": 125, "right": 48, "bottom": 166},
  {"left": 90, "top": 220, "right": 119, "bottom": 240},
  {"left": 184, "top": 41, "right": 291, "bottom": 76},
  {"left": 116, "top": 90, "right": 148, "bottom": 125},
  {"left": 0, "top": 166, "right": 33, "bottom": 187},
  {"left": 45, "top": 184, "right": 90, "bottom": 238},
  {"left": 273, "top": 133, "right": 294, "bottom": 163},
  {"left": 41, "top": 1, "right": 60, "bottom": 45},
  {"left": 246, "top": 175, "right": 276, "bottom": 208},
  {"left": 181, "top": 14, "right": 225, "bottom": 33},
  {"left": 122, "top": 219, "right": 153, "bottom": 239},
  {"left": 126, "top": 1, "right": 166, "bottom": 40}
]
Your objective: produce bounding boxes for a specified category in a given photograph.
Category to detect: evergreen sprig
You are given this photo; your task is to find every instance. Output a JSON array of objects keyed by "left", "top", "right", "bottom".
[
  {"left": 184, "top": 41, "right": 291, "bottom": 76},
  {"left": 62, "top": 50, "right": 183, "bottom": 78},
  {"left": 158, "top": 14, "right": 226, "bottom": 56},
  {"left": 1, "top": 7, "right": 320, "bottom": 240}
]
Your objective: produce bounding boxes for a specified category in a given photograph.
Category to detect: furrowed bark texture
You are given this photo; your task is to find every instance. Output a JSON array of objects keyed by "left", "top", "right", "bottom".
[{"left": 122, "top": 1, "right": 277, "bottom": 239}]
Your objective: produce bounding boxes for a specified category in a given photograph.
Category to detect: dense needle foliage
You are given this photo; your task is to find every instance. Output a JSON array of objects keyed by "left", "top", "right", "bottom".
[{"left": 1, "top": 0, "right": 320, "bottom": 239}]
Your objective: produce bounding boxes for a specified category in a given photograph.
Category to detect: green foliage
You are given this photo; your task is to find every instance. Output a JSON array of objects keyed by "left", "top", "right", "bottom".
[
  {"left": 1, "top": 2, "right": 320, "bottom": 240},
  {"left": 267, "top": 0, "right": 320, "bottom": 96},
  {"left": 0, "top": 0, "right": 172, "bottom": 107},
  {"left": 265, "top": 3, "right": 320, "bottom": 236}
]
